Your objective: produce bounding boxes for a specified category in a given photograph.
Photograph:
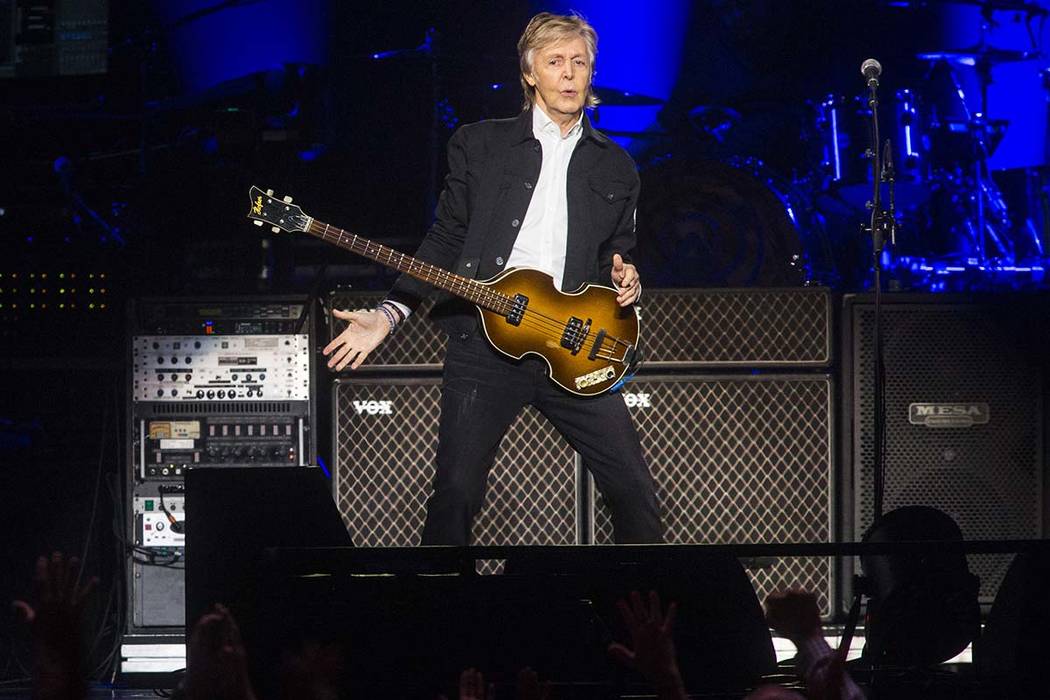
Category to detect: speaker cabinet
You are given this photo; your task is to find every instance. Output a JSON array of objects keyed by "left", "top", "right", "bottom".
[
  {"left": 590, "top": 375, "right": 836, "bottom": 615},
  {"left": 844, "top": 294, "right": 1048, "bottom": 602},
  {"left": 328, "top": 287, "right": 832, "bottom": 371},
  {"left": 331, "top": 377, "right": 581, "bottom": 558}
]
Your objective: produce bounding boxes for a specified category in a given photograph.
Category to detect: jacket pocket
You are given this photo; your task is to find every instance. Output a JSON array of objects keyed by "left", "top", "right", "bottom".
[
  {"left": 588, "top": 175, "right": 632, "bottom": 240},
  {"left": 589, "top": 175, "right": 632, "bottom": 204}
]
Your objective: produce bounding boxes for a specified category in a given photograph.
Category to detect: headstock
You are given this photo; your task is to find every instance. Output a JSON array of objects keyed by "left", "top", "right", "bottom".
[{"left": 247, "top": 186, "right": 310, "bottom": 233}]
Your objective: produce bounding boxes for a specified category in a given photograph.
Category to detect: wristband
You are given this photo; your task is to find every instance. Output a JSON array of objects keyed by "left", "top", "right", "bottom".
[{"left": 377, "top": 305, "right": 398, "bottom": 334}]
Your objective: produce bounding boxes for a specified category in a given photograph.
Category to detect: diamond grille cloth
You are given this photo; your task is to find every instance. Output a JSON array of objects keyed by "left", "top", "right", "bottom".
[
  {"left": 637, "top": 288, "right": 830, "bottom": 368},
  {"left": 332, "top": 377, "right": 579, "bottom": 574},
  {"left": 328, "top": 288, "right": 830, "bottom": 370},
  {"left": 592, "top": 376, "right": 834, "bottom": 615},
  {"left": 850, "top": 302, "right": 1043, "bottom": 602}
]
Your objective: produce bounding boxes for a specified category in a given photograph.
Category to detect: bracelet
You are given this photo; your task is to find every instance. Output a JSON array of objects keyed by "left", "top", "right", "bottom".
[
  {"left": 377, "top": 304, "right": 398, "bottom": 334},
  {"left": 381, "top": 300, "right": 406, "bottom": 325}
]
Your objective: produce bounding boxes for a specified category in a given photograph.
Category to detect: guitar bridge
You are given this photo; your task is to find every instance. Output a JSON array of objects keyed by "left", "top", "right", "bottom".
[
  {"left": 506, "top": 294, "right": 528, "bottom": 326},
  {"left": 561, "top": 317, "right": 591, "bottom": 355}
]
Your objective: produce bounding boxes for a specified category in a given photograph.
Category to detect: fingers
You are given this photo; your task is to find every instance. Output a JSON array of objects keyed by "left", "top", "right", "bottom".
[
  {"left": 65, "top": 555, "right": 82, "bottom": 600},
  {"left": 606, "top": 642, "right": 636, "bottom": 669},
  {"left": 323, "top": 309, "right": 363, "bottom": 357},
  {"left": 616, "top": 597, "right": 636, "bottom": 629},
  {"left": 613, "top": 253, "right": 625, "bottom": 271},
  {"left": 614, "top": 264, "right": 640, "bottom": 306},
  {"left": 47, "top": 552, "right": 64, "bottom": 603},
  {"left": 327, "top": 343, "right": 359, "bottom": 371},
  {"left": 349, "top": 348, "right": 371, "bottom": 371},
  {"left": 630, "top": 590, "right": 650, "bottom": 623},
  {"left": 11, "top": 600, "right": 36, "bottom": 624},
  {"left": 32, "top": 555, "right": 48, "bottom": 600}
]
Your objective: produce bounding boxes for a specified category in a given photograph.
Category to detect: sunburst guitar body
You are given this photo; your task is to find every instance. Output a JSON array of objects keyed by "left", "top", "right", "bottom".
[{"left": 247, "top": 186, "right": 641, "bottom": 396}]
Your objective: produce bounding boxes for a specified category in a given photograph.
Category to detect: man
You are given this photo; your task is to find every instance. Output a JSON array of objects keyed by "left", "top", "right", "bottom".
[{"left": 323, "top": 12, "right": 662, "bottom": 545}]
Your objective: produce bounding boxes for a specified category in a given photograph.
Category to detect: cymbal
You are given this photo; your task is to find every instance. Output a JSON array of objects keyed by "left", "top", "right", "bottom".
[{"left": 917, "top": 46, "right": 1040, "bottom": 66}]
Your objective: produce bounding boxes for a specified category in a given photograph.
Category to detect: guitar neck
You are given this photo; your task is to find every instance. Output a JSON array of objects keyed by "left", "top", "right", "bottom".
[{"left": 305, "top": 218, "right": 509, "bottom": 313}]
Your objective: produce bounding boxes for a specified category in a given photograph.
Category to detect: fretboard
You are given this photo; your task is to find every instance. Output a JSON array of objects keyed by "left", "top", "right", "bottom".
[{"left": 305, "top": 218, "right": 511, "bottom": 313}]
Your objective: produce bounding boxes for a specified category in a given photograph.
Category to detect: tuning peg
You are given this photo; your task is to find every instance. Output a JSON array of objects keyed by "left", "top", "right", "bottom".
[
  {"left": 253, "top": 220, "right": 264, "bottom": 227},
  {"left": 282, "top": 196, "right": 293, "bottom": 203},
  {"left": 265, "top": 189, "right": 274, "bottom": 196},
  {"left": 271, "top": 226, "right": 280, "bottom": 233}
]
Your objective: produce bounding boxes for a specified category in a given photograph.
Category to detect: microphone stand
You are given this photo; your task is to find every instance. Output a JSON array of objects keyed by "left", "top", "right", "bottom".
[
  {"left": 841, "top": 70, "right": 898, "bottom": 665},
  {"left": 863, "top": 76, "right": 894, "bottom": 524}
]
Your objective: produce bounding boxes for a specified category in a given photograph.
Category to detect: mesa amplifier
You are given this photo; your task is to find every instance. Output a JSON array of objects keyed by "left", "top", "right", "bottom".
[
  {"left": 331, "top": 377, "right": 580, "bottom": 565},
  {"left": 327, "top": 288, "right": 831, "bottom": 372},
  {"left": 590, "top": 375, "right": 836, "bottom": 616},
  {"left": 844, "top": 294, "right": 1048, "bottom": 603}
]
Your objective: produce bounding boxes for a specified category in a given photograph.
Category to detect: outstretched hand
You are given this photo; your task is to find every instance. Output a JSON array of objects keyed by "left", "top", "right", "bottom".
[
  {"left": 611, "top": 253, "right": 640, "bottom": 307},
  {"left": 323, "top": 308, "right": 391, "bottom": 371},
  {"left": 608, "top": 590, "right": 684, "bottom": 698}
]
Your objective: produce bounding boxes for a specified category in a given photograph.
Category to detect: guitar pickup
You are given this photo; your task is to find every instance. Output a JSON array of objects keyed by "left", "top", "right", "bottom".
[
  {"left": 506, "top": 294, "right": 528, "bottom": 326},
  {"left": 561, "top": 317, "right": 590, "bottom": 355}
]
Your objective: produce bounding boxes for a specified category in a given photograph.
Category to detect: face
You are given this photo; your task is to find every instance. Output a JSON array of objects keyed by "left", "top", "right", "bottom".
[{"left": 524, "top": 35, "right": 592, "bottom": 121}]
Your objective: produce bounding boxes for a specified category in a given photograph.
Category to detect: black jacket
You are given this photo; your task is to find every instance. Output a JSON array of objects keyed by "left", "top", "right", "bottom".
[{"left": 386, "top": 108, "right": 641, "bottom": 339}]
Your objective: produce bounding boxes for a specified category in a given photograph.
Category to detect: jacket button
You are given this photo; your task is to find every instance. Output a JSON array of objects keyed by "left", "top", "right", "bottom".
[
  {"left": 511, "top": 219, "right": 520, "bottom": 227},
  {"left": 465, "top": 262, "right": 472, "bottom": 268},
  {"left": 532, "top": 143, "right": 540, "bottom": 152},
  {"left": 459, "top": 332, "right": 470, "bottom": 340},
  {"left": 607, "top": 193, "right": 615, "bottom": 200},
  {"left": 524, "top": 181, "right": 533, "bottom": 190},
  {"left": 496, "top": 257, "right": 504, "bottom": 266}
]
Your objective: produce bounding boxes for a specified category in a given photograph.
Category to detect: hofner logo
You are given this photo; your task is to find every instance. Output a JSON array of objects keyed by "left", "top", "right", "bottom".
[
  {"left": 353, "top": 400, "right": 394, "bottom": 416},
  {"left": 909, "top": 403, "right": 989, "bottom": 428}
]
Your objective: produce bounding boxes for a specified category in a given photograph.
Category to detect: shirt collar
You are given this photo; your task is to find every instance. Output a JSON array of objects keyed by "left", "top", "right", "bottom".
[
  {"left": 512, "top": 106, "right": 608, "bottom": 147},
  {"left": 532, "top": 105, "right": 584, "bottom": 140}
]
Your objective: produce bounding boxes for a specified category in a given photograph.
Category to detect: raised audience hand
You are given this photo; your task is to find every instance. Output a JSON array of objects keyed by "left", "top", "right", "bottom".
[
  {"left": 765, "top": 589, "right": 862, "bottom": 700},
  {"left": 516, "top": 667, "right": 550, "bottom": 700},
  {"left": 607, "top": 590, "right": 686, "bottom": 700},
  {"left": 457, "top": 667, "right": 493, "bottom": 700},
  {"left": 185, "top": 603, "right": 257, "bottom": 700},
  {"left": 764, "top": 589, "right": 821, "bottom": 643},
  {"left": 279, "top": 640, "right": 344, "bottom": 700},
  {"left": 12, "top": 551, "right": 98, "bottom": 700}
]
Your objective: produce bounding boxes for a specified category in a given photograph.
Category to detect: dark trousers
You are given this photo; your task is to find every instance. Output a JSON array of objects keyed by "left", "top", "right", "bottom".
[{"left": 420, "top": 334, "right": 663, "bottom": 545}]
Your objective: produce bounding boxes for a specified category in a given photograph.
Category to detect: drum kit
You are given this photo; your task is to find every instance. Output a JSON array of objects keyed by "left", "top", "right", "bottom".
[
  {"left": 625, "top": 0, "right": 1050, "bottom": 291},
  {"left": 367, "top": 1, "right": 1050, "bottom": 291}
]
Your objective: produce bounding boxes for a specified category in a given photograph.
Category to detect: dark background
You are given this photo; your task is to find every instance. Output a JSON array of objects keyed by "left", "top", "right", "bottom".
[{"left": 2, "top": 0, "right": 1049, "bottom": 681}]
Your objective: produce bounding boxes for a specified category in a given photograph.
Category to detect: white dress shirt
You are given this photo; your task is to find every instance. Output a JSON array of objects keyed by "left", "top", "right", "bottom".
[
  {"left": 504, "top": 105, "right": 583, "bottom": 291},
  {"left": 385, "top": 105, "right": 583, "bottom": 321}
]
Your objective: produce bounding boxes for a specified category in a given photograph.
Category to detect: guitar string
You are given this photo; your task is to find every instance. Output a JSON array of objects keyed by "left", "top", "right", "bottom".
[
  {"left": 311, "top": 220, "right": 627, "bottom": 355},
  {"left": 309, "top": 220, "right": 633, "bottom": 360}
]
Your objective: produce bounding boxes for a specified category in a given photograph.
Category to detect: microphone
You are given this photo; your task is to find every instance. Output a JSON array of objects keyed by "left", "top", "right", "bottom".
[{"left": 861, "top": 58, "right": 882, "bottom": 88}]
